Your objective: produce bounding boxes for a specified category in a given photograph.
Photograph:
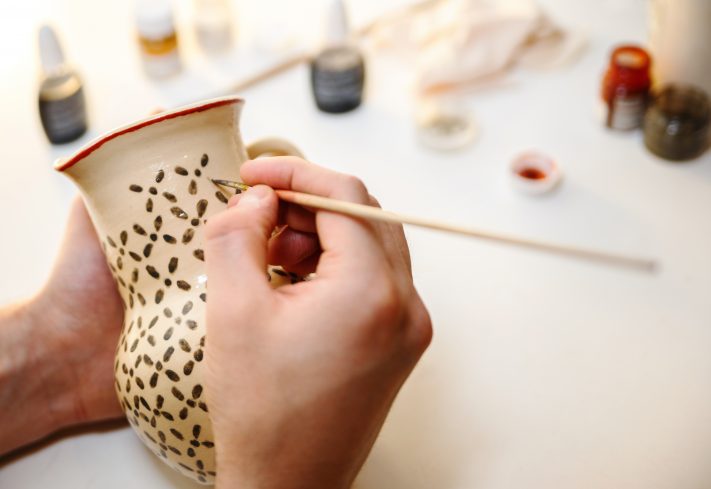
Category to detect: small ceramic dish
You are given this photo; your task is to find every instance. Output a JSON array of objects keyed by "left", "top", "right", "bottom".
[
  {"left": 415, "top": 96, "right": 478, "bottom": 151},
  {"left": 510, "top": 151, "right": 562, "bottom": 195}
]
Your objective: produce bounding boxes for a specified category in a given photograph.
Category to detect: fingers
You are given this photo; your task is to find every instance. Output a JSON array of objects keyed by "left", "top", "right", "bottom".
[
  {"left": 278, "top": 202, "right": 316, "bottom": 234},
  {"left": 228, "top": 194, "right": 320, "bottom": 273},
  {"left": 240, "top": 157, "right": 384, "bottom": 275},
  {"left": 240, "top": 156, "right": 371, "bottom": 203},
  {"left": 205, "top": 185, "right": 279, "bottom": 309},
  {"left": 229, "top": 195, "right": 316, "bottom": 233},
  {"left": 267, "top": 227, "right": 321, "bottom": 275},
  {"left": 66, "top": 196, "right": 99, "bottom": 243}
]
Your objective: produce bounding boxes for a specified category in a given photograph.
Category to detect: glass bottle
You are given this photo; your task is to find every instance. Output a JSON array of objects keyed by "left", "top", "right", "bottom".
[
  {"left": 194, "top": 0, "right": 233, "bottom": 54},
  {"left": 601, "top": 45, "right": 652, "bottom": 130},
  {"left": 37, "top": 25, "right": 88, "bottom": 144},
  {"left": 136, "top": 0, "right": 182, "bottom": 78},
  {"left": 310, "top": 0, "right": 365, "bottom": 114}
]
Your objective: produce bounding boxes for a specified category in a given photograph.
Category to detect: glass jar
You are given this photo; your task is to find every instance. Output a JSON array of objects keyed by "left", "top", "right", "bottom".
[
  {"left": 643, "top": 84, "right": 711, "bottom": 161},
  {"left": 601, "top": 45, "right": 652, "bottom": 130},
  {"left": 136, "top": 0, "right": 182, "bottom": 78}
]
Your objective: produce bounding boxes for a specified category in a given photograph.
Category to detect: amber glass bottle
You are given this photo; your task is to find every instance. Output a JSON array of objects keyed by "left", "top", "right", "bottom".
[
  {"left": 135, "top": 0, "right": 182, "bottom": 78},
  {"left": 601, "top": 45, "right": 652, "bottom": 130}
]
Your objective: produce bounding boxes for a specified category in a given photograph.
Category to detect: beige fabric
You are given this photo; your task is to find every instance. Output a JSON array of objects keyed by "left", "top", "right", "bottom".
[{"left": 368, "top": 0, "right": 586, "bottom": 95}]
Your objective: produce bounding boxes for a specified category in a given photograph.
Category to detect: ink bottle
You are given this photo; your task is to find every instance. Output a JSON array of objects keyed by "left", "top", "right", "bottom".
[
  {"left": 644, "top": 84, "right": 710, "bottom": 161},
  {"left": 37, "top": 25, "right": 88, "bottom": 145},
  {"left": 310, "top": 0, "right": 365, "bottom": 114},
  {"left": 194, "top": 0, "right": 233, "bottom": 54},
  {"left": 601, "top": 45, "right": 652, "bottom": 130},
  {"left": 136, "top": 0, "right": 182, "bottom": 78}
]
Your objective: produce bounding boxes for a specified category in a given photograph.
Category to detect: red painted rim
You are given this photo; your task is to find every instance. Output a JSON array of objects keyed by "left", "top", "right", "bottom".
[{"left": 55, "top": 96, "right": 243, "bottom": 172}]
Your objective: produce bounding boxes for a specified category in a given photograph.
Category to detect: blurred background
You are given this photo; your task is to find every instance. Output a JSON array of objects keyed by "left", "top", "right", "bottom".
[{"left": 1, "top": 0, "right": 711, "bottom": 488}]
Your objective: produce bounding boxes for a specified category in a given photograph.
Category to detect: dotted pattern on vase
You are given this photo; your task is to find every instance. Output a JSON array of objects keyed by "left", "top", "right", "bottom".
[
  {"left": 105, "top": 154, "right": 218, "bottom": 483},
  {"left": 103, "top": 154, "right": 220, "bottom": 483},
  {"left": 103, "top": 153, "right": 305, "bottom": 484}
]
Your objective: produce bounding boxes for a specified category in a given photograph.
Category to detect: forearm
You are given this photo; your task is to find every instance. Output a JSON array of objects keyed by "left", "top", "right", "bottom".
[{"left": 0, "top": 300, "right": 77, "bottom": 456}]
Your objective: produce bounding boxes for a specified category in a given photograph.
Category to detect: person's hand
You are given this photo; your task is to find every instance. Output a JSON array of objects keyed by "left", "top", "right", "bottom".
[
  {"left": 0, "top": 197, "right": 123, "bottom": 456},
  {"left": 204, "top": 157, "right": 432, "bottom": 489},
  {"left": 37, "top": 197, "right": 125, "bottom": 422}
]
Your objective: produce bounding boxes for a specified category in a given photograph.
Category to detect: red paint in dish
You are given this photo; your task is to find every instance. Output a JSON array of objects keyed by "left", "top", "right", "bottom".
[
  {"left": 55, "top": 97, "right": 243, "bottom": 172},
  {"left": 517, "top": 167, "right": 547, "bottom": 180}
]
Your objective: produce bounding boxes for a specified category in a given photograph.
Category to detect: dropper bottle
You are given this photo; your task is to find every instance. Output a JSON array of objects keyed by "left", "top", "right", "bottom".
[
  {"left": 310, "top": 0, "right": 365, "bottom": 113},
  {"left": 37, "top": 25, "right": 88, "bottom": 144}
]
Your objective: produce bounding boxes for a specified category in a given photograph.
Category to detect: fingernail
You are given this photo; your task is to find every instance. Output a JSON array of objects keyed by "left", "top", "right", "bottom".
[{"left": 239, "top": 185, "right": 271, "bottom": 207}]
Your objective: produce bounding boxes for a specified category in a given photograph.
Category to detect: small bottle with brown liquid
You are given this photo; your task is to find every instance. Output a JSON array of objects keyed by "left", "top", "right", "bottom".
[{"left": 136, "top": 0, "right": 182, "bottom": 78}]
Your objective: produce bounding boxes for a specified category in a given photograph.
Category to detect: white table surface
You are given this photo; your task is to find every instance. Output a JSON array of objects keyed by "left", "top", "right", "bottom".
[{"left": 2, "top": 0, "right": 711, "bottom": 488}]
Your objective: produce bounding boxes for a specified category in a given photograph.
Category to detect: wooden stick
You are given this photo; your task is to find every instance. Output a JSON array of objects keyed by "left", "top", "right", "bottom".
[
  {"left": 228, "top": 52, "right": 313, "bottom": 93},
  {"left": 211, "top": 180, "right": 656, "bottom": 273},
  {"left": 223, "top": 0, "right": 445, "bottom": 95}
]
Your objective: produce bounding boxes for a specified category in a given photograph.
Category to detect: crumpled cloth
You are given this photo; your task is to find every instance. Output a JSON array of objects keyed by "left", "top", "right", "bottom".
[{"left": 367, "top": 0, "right": 586, "bottom": 95}]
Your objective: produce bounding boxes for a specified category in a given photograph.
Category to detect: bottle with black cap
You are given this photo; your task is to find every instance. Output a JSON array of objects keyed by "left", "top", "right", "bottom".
[
  {"left": 310, "top": 0, "right": 365, "bottom": 114},
  {"left": 37, "top": 25, "right": 88, "bottom": 144}
]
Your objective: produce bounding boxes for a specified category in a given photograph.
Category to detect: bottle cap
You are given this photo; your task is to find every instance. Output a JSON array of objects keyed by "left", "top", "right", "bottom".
[
  {"left": 39, "top": 25, "right": 66, "bottom": 75},
  {"left": 136, "top": 0, "right": 176, "bottom": 40},
  {"left": 325, "top": 0, "right": 350, "bottom": 46},
  {"left": 610, "top": 45, "right": 650, "bottom": 71}
]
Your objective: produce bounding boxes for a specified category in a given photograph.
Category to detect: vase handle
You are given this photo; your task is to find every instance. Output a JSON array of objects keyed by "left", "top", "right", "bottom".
[{"left": 246, "top": 138, "right": 304, "bottom": 159}]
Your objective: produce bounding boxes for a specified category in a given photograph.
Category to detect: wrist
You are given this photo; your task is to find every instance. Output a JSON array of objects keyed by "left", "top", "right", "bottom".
[
  {"left": 25, "top": 293, "right": 86, "bottom": 426},
  {"left": 0, "top": 297, "right": 81, "bottom": 454},
  {"left": 213, "top": 440, "right": 356, "bottom": 489}
]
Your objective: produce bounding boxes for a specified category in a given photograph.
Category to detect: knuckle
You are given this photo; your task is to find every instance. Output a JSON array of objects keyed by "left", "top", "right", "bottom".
[
  {"left": 368, "top": 277, "right": 403, "bottom": 323},
  {"left": 338, "top": 174, "right": 369, "bottom": 201},
  {"left": 407, "top": 298, "right": 433, "bottom": 354},
  {"left": 204, "top": 210, "right": 236, "bottom": 242},
  {"left": 275, "top": 155, "right": 308, "bottom": 170},
  {"left": 367, "top": 194, "right": 382, "bottom": 208},
  {"left": 289, "top": 156, "right": 308, "bottom": 165}
]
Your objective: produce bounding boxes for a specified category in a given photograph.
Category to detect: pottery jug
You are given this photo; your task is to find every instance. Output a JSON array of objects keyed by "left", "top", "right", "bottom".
[{"left": 55, "top": 97, "right": 302, "bottom": 484}]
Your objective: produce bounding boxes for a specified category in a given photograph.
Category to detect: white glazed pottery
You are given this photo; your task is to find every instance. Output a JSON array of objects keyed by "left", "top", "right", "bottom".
[{"left": 55, "top": 96, "right": 302, "bottom": 484}]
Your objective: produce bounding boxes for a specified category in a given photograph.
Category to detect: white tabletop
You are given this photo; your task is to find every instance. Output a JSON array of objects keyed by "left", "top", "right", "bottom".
[{"left": 2, "top": 0, "right": 711, "bottom": 488}]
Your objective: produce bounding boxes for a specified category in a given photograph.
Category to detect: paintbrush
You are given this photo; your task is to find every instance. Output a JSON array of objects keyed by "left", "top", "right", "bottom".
[{"left": 211, "top": 179, "right": 657, "bottom": 273}]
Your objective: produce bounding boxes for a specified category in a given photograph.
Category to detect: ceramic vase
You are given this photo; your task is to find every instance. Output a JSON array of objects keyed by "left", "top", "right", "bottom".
[{"left": 56, "top": 97, "right": 301, "bottom": 484}]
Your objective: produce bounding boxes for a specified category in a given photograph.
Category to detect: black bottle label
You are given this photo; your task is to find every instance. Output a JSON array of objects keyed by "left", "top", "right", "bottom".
[
  {"left": 311, "top": 47, "right": 365, "bottom": 114},
  {"left": 39, "top": 86, "right": 88, "bottom": 144}
]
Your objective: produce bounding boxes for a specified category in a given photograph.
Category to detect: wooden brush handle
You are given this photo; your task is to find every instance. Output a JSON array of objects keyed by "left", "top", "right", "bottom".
[{"left": 275, "top": 190, "right": 657, "bottom": 273}]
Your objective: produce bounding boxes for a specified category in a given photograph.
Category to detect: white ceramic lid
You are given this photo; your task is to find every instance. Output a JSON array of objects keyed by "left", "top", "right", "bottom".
[{"left": 135, "top": 0, "right": 176, "bottom": 40}]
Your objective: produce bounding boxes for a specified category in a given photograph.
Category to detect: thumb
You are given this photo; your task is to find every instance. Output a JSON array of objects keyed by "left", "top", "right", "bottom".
[{"left": 204, "top": 185, "right": 278, "bottom": 308}]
